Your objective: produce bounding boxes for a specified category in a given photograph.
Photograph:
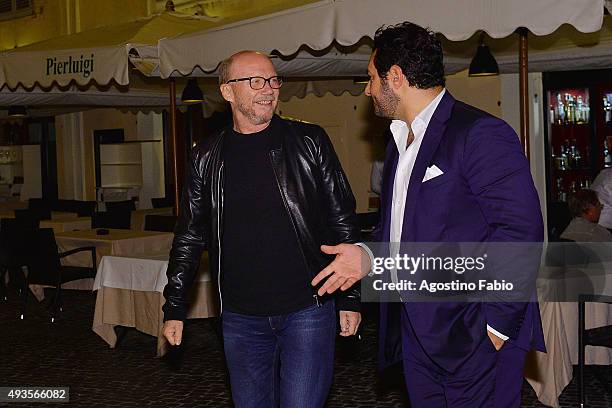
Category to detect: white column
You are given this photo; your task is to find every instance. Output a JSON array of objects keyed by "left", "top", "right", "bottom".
[
  {"left": 500, "top": 73, "right": 548, "bottom": 237},
  {"left": 56, "top": 112, "right": 86, "bottom": 200},
  {"left": 137, "top": 112, "right": 165, "bottom": 209}
]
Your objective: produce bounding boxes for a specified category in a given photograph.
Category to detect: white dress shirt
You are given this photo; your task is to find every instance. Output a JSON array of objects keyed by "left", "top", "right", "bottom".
[
  {"left": 386, "top": 88, "right": 508, "bottom": 341},
  {"left": 389, "top": 90, "right": 445, "bottom": 244}
]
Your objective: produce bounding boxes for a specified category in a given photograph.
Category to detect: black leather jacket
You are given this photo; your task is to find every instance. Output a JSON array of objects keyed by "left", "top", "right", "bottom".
[{"left": 163, "top": 115, "right": 361, "bottom": 321}]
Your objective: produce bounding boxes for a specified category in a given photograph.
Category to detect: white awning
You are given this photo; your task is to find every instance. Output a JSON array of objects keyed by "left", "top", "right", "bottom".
[
  {"left": 0, "top": 77, "right": 228, "bottom": 118},
  {"left": 158, "top": 0, "right": 606, "bottom": 78},
  {"left": 0, "top": 12, "right": 218, "bottom": 89}
]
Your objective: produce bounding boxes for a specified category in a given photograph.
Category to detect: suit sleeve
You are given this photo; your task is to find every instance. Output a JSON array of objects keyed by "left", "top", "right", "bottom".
[
  {"left": 162, "top": 147, "right": 208, "bottom": 322},
  {"left": 316, "top": 127, "right": 362, "bottom": 312},
  {"left": 462, "top": 117, "right": 544, "bottom": 338}
]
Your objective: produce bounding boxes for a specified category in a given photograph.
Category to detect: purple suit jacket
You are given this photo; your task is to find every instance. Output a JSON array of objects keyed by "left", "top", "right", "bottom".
[{"left": 377, "top": 92, "right": 546, "bottom": 372}]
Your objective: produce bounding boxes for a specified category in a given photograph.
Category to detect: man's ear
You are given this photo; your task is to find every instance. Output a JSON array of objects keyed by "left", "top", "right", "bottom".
[
  {"left": 220, "top": 84, "right": 234, "bottom": 103},
  {"left": 387, "top": 65, "right": 405, "bottom": 89}
]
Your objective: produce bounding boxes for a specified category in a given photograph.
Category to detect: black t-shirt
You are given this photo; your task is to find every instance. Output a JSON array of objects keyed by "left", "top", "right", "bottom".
[{"left": 221, "top": 123, "right": 314, "bottom": 315}]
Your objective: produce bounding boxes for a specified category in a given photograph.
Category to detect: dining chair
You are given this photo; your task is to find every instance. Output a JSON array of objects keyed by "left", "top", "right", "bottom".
[
  {"left": 151, "top": 197, "right": 173, "bottom": 208},
  {"left": 0, "top": 217, "right": 37, "bottom": 301},
  {"left": 578, "top": 294, "right": 612, "bottom": 406},
  {"left": 22, "top": 228, "right": 96, "bottom": 322},
  {"left": 144, "top": 214, "right": 177, "bottom": 232},
  {"left": 92, "top": 211, "right": 131, "bottom": 229},
  {"left": 105, "top": 200, "right": 136, "bottom": 213},
  {"left": 15, "top": 207, "right": 49, "bottom": 222},
  {"left": 73, "top": 200, "right": 96, "bottom": 217}
]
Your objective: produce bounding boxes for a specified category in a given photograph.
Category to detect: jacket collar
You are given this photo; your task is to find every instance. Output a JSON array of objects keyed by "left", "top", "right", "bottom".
[{"left": 401, "top": 91, "right": 455, "bottom": 242}]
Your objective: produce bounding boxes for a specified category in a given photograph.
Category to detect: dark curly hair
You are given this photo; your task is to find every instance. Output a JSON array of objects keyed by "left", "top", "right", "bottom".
[
  {"left": 373, "top": 22, "right": 445, "bottom": 89},
  {"left": 568, "top": 189, "right": 600, "bottom": 217}
]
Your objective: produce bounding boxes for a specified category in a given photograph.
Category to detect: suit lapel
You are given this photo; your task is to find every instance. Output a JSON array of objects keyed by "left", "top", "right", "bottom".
[{"left": 401, "top": 92, "right": 455, "bottom": 242}]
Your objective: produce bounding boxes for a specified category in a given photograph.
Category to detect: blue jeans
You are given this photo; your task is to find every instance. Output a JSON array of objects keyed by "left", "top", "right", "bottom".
[{"left": 222, "top": 301, "right": 336, "bottom": 408}]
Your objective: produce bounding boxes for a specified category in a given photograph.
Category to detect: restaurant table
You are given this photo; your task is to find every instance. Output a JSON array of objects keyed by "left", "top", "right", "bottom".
[
  {"left": 130, "top": 207, "right": 173, "bottom": 230},
  {"left": 0, "top": 210, "right": 14, "bottom": 219},
  {"left": 92, "top": 252, "right": 218, "bottom": 356},
  {"left": 55, "top": 229, "right": 173, "bottom": 267},
  {"left": 40, "top": 217, "right": 91, "bottom": 233},
  {"left": 0, "top": 200, "right": 26, "bottom": 211},
  {"left": 525, "top": 268, "right": 612, "bottom": 407},
  {"left": 51, "top": 211, "right": 79, "bottom": 220},
  {"left": 0, "top": 210, "right": 78, "bottom": 220},
  {"left": 29, "top": 229, "right": 174, "bottom": 302}
]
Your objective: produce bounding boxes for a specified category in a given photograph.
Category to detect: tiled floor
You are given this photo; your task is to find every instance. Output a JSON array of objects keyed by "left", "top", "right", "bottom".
[{"left": 0, "top": 286, "right": 610, "bottom": 407}]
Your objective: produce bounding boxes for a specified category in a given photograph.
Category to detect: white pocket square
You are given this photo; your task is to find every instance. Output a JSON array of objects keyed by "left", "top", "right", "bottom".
[{"left": 422, "top": 165, "right": 444, "bottom": 182}]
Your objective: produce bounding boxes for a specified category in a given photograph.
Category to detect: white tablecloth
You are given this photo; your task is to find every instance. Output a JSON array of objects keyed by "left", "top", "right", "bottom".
[
  {"left": 92, "top": 252, "right": 217, "bottom": 356},
  {"left": 29, "top": 229, "right": 174, "bottom": 302},
  {"left": 525, "top": 269, "right": 612, "bottom": 407},
  {"left": 93, "top": 252, "right": 211, "bottom": 292}
]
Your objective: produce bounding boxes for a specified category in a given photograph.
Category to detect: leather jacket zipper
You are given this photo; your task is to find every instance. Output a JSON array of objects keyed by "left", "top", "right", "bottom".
[
  {"left": 216, "top": 162, "right": 224, "bottom": 312},
  {"left": 268, "top": 151, "right": 321, "bottom": 307}
]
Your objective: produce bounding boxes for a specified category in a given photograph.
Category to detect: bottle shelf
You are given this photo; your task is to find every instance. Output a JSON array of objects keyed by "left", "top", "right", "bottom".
[
  {"left": 551, "top": 167, "right": 591, "bottom": 172},
  {"left": 551, "top": 123, "right": 590, "bottom": 128},
  {"left": 548, "top": 88, "right": 590, "bottom": 127}
]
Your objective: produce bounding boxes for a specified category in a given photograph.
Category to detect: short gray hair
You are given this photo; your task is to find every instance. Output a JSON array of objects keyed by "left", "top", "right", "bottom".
[{"left": 218, "top": 56, "right": 234, "bottom": 85}]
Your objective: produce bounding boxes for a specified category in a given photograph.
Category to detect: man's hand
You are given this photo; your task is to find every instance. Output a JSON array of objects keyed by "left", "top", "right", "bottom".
[
  {"left": 311, "top": 244, "right": 371, "bottom": 296},
  {"left": 163, "top": 320, "right": 184, "bottom": 346},
  {"left": 339, "top": 311, "right": 362, "bottom": 337},
  {"left": 487, "top": 330, "right": 505, "bottom": 351}
]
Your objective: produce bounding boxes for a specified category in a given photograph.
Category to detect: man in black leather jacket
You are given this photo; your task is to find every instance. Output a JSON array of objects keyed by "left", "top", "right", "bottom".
[{"left": 162, "top": 51, "right": 362, "bottom": 408}]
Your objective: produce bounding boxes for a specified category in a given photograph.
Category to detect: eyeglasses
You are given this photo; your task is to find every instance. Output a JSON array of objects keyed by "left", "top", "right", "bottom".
[{"left": 225, "top": 76, "right": 283, "bottom": 90}]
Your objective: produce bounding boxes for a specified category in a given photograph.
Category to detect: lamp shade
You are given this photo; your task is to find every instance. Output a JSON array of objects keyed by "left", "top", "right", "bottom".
[
  {"left": 468, "top": 44, "right": 499, "bottom": 77},
  {"left": 8, "top": 105, "right": 27, "bottom": 117},
  {"left": 181, "top": 78, "right": 204, "bottom": 103}
]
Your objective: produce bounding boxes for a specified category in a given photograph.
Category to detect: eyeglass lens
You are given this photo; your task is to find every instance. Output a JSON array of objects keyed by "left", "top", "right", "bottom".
[{"left": 250, "top": 76, "right": 282, "bottom": 89}]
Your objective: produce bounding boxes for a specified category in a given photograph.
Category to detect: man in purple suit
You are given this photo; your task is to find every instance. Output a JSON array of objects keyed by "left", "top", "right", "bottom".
[{"left": 312, "top": 22, "right": 545, "bottom": 407}]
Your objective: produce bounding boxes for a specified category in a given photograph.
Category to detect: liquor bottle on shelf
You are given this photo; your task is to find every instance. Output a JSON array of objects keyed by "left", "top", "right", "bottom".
[
  {"left": 604, "top": 96, "right": 612, "bottom": 124},
  {"left": 574, "top": 147, "right": 582, "bottom": 169},
  {"left": 557, "top": 93, "right": 565, "bottom": 124},
  {"left": 570, "top": 181, "right": 577, "bottom": 194},
  {"left": 571, "top": 140, "right": 582, "bottom": 169},
  {"left": 567, "top": 94, "right": 576, "bottom": 124},
  {"left": 556, "top": 143, "right": 568, "bottom": 170},
  {"left": 605, "top": 138, "right": 612, "bottom": 168},
  {"left": 579, "top": 179, "right": 591, "bottom": 190},
  {"left": 576, "top": 95, "right": 585, "bottom": 123},
  {"left": 549, "top": 104, "right": 556, "bottom": 125},
  {"left": 556, "top": 177, "right": 567, "bottom": 202}
]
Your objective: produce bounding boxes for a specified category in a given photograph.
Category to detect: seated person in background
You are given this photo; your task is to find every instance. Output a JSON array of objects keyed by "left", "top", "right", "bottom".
[
  {"left": 591, "top": 167, "right": 612, "bottom": 232},
  {"left": 561, "top": 189, "right": 612, "bottom": 242}
]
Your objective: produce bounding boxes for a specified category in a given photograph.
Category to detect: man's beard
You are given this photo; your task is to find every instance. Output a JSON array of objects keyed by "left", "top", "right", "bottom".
[
  {"left": 235, "top": 98, "right": 275, "bottom": 126},
  {"left": 373, "top": 79, "right": 399, "bottom": 119}
]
